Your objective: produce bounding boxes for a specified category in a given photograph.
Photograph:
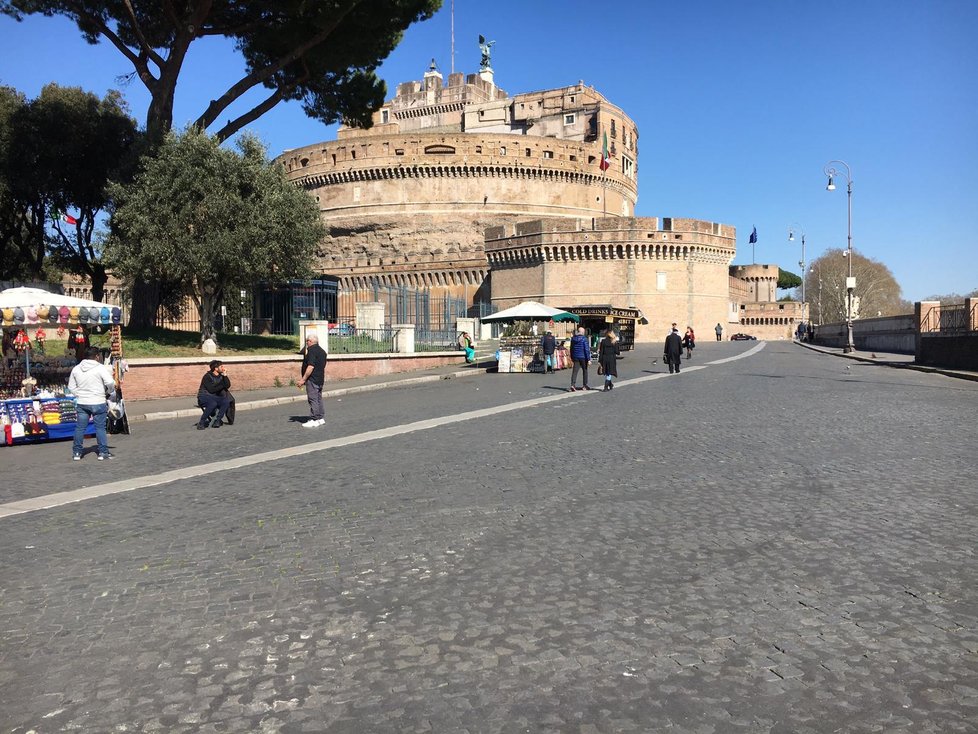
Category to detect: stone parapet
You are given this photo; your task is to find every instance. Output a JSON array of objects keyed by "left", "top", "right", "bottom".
[{"left": 122, "top": 352, "right": 465, "bottom": 400}]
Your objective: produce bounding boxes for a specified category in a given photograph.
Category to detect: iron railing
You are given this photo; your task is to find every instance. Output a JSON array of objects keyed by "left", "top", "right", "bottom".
[
  {"left": 416, "top": 328, "right": 459, "bottom": 352},
  {"left": 920, "top": 304, "right": 974, "bottom": 334},
  {"left": 328, "top": 327, "right": 395, "bottom": 354}
]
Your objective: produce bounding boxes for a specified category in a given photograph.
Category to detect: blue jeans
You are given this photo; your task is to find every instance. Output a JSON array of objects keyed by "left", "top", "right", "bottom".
[{"left": 73, "top": 402, "right": 108, "bottom": 457}]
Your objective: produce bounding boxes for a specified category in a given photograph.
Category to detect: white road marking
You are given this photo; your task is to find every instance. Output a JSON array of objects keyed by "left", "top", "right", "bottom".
[{"left": 0, "top": 344, "right": 764, "bottom": 520}]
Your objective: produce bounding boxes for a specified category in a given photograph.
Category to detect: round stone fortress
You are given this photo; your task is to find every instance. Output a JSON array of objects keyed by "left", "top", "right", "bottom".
[{"left": 278, "top": 64, "right": 639, "bottom": 299}]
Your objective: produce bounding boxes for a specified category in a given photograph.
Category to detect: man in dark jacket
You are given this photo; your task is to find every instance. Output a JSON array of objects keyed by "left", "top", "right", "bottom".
[
  {"left": 664, "top": 327, "right": 683, "bottom": 374},
  {"left": 298, "top": 332, "right": 328, "bottom": 428},
  {"left": 197, "top": 360, "right": 231, "bottom": 429},
  {"left": 540, "top": 330, "right": 557, "bottom": 373},
  {"left": 568, "top": 327, "right": 592, "bottom": 391}
]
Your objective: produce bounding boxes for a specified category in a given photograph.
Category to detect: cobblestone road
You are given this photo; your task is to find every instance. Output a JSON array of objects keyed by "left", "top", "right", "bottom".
[{"left": 2, "top": 342, "right": 976, "bottom": 733}]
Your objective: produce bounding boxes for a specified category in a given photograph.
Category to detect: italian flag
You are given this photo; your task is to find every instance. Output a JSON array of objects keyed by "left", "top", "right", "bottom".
[
  {"left": 53, "top": 209, "right": 77, "bottom": 225},
  {"left": 599, "top": 132, "right": 610, "bottom": 172}
]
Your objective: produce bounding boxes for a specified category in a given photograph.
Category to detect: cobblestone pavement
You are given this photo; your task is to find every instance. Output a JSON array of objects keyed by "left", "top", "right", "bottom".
[{"left": 2, "top": 342, "right": 977, "bottom": 733}]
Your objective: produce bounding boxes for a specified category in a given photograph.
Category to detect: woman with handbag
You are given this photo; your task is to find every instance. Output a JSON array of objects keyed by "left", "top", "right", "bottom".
[
  {"left": 683, "top": 326, "right": 695, "bottom": 359},
  {"left": 597, "top": 329, "right": 620, "bottom": 391}
]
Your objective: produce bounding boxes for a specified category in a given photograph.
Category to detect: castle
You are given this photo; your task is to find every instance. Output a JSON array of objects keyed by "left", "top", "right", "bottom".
[{"left": 279, "top": 61, "right": 804, "bottom": 342}]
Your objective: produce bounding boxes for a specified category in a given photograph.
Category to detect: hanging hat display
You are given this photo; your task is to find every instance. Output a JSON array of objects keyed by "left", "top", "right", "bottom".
[
  {"left": 88, "top": 306, "right": 100, "bottom": 323},
  {"left": 99, "top": 306, "right": 110, "bottom": 324},
  {"left": 13, "top": 307, "right": 25, "bottom": 324},
  {"left": 111, "top": 307, "right": 122, "bottom": 325},
  {"left": 58, "top": 306, "right": 70, "bottom": 323},
  {"left": 47, "top": 305, "right": 58, "bottom": 323},
  {"left": 26, "top": 306, "right": 38, "bottom": 323},
  {"left": 1, "top": 308, "right": 12, "bottom": 325},
  {"left": 77, "top": 306, "right": 89, "bottom": 324}
]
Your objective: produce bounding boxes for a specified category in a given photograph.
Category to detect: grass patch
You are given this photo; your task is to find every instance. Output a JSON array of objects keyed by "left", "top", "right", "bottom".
[{"left": 90, "top": 326, "right": 299, "bottom": 358}]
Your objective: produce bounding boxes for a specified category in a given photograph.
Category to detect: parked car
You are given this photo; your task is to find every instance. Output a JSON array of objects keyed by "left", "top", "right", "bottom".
[
  {"left": 730, "top": 333, "right": 757, "bottom": 341},
  {"left": 328, "top": 321, "right": 356, "bottom": 336}
]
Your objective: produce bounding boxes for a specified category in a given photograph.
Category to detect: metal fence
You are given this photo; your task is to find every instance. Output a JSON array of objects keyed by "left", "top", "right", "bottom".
[
  {"left": 327, "top": 327, "right": 396, "bottom": 354},
  {"left": 416, "top": 328, "right": 459, "bottom": 352},
  {"left": 152, "top": 281, "right": 469, "bottom": 339},
  {"left": 920, "top": 303, "right": 977, "bottom": 334}
]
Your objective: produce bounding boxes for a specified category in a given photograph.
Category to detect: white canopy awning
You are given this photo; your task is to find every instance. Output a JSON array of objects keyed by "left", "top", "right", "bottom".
[{"left": 480, "top": 300, "right": 580, "bottom": 324}]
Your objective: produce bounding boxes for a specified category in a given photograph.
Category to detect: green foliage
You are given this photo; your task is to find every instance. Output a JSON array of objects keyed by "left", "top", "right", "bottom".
[
  {"left": 777, "top": 269, "right": 803, "bottom": 290},
  {"left": 107, "top": 130, "right": 325, "bottom": 346},
  {"left": 0, "top": 83, "right": 139, "bottom": 290},
  {"left": 1, "top": 1, "right": 442, "bottom": 143}
]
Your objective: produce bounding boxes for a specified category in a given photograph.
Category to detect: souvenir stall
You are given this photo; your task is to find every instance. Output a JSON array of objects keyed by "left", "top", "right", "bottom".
[
  {"left": 0, "top": 287, "right": 125, "bottom": 446},
  {"left": 481, "top": 301, "right": 580, "bottom": 374}
]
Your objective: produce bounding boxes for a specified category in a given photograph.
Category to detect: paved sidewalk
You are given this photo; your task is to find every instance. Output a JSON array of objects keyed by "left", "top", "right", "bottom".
[
  {"left": 125, "top": 356, "right": 496, "bottom": 422},
  {"left": 795, "top": 339, "right": 978, "bottom": 382}
]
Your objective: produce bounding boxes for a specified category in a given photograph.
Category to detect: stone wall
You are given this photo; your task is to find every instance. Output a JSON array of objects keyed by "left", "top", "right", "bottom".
[
  {"left": 484, "top": 217, "right": 735, "bottom": 343},
  {"left": 123, "top": 352, "right": 466, "bottom": 400},
  {"left": 811, "top": 315, "right": 915, "bottom": 352}
]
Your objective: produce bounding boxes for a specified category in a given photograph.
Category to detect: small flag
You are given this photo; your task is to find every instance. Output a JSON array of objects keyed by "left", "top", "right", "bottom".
[
  {"left": 52, "top": 209, "right": 78, "bottom": 226},
  {"left": 599, "top": 132, "right": 610, "bottom": 172},
  {"left": 749, "top": 226, "right": 757, "bottom": 244}
]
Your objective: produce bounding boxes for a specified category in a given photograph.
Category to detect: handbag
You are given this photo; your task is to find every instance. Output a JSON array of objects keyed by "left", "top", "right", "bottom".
[{"left": 597, "top": 364, "right": 604, "bottom": 375}]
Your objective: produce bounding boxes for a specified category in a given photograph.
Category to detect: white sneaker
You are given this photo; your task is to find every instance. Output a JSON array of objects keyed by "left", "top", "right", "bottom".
[{"left": 302, "top": 418, "right": 324, "bottom": 428}]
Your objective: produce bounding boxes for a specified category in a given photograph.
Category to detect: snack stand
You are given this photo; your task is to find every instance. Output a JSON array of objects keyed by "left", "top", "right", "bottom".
[
  {"left": 481, "top": 301, "right": 580, "bottom": 374},
  {"left": 1, "top": 287, "right": 124, "bottom": 446}
]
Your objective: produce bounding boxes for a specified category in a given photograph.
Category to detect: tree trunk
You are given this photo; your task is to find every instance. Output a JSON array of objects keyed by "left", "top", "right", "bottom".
[
  {"left": 127, "top": 277, "right": 161, "bottom": 329},
  {"left": 89, "top": 264, "right": 108, "bottom": 304},
  {"left": 199, "top": 291, "right": 218, "bottom": 346}
]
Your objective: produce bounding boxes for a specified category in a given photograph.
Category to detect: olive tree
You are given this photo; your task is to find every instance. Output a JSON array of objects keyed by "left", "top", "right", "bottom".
[{"left": 108, "top": 130, "right": 325, "bottom": 345}]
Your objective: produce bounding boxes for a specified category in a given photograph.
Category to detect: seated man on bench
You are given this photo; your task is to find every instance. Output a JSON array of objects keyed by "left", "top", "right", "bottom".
[{"left": 197, "top": 360, "right": 231, "bottom": 429}]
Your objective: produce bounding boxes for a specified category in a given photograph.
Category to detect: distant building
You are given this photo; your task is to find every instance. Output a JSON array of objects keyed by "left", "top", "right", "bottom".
[
  {"left": 278, "top": 62, "right": 638, "bottom": 303},
  {"left": 279, "top": 62, "right": 804, "bottom": 341}
]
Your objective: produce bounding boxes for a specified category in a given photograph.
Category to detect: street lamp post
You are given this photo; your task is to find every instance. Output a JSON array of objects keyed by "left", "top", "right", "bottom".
[
  {"left": 823, "top": 160, "right": 855, "bottom": 353},
  {"left": 788, "top": 224, "right": 807, "bottom": 323}
]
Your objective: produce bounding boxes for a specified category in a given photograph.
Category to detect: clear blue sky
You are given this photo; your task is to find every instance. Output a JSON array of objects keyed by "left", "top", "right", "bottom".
[{"left": 2, "top": 0, "right": 976, "bottom": 301}]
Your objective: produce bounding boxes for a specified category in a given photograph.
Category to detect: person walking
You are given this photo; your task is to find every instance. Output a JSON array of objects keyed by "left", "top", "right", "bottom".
[
  {"left": 568, "top": 327, "right": 592, "bottom": 391},
  {"left": 664, "top": 326, "right": 683, "bottom": 374},
  {"left": 598, "top": 329, "right": 620, "bottom": 390},
  {"left": 298, "top": 332, "right": 328, "bottom": 428},
  {"left": 715, "top": 323, "right": 723, "bottom": 341},
  {"left": 68, "top": 346, "right": 117, "bottom": 460},
  {"left": 683, "top": 326, "right": 696, "bottom": 359},
  {"left": 196, "top": 359, "right": 231, "bottom": 429},
  {"left": 540, "top": 329, "right": 557, "bottom": 373}
]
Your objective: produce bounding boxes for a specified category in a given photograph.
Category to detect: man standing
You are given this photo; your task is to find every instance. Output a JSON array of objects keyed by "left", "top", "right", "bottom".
[
  {"left": 540, "top": 330, "right": 557, "bottom": 373},
  {"left": 568, "top": 327, "right": 592, "bottom": 391},
  {"left": 664, "top": 327, "right": 683, "bottom": 374},
  {"left": 715, "top": 323, "right": 724, "bottom": 341},
  {"left": 197, "top": 360, "right": 231, "bottom": 429},
  {"left": 68, "top": 346, "right": 117, "bottom": 460},
  {"left": 298, "top": 332, "right": 327, "bottom": 428}
]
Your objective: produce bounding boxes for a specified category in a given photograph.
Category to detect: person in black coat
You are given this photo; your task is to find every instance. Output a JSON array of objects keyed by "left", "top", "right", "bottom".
[
  {"left": 540, "top": 330, "right": 557, "bottom": 373},
  {"left": 197, "top": 360, "right": 231, "bottom": 429},
  {"left": 598, "top": 330, "right": 620, "bottom": 390},
  {"left": 664, "top": 327, "right": 683, "bottom": 374}
]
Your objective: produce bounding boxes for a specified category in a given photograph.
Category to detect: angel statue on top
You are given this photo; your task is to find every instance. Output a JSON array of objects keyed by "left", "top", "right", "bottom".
[{"left": 478, "top": 34, "right": 495, "bottom": 70}]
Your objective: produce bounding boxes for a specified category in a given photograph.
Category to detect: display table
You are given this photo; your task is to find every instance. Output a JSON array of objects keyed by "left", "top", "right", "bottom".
[
  {"left": 497, "top": 336, "right": 569, "bottom": 373},
  {"left": 1, "top": 396, "right": 95, "bottom": 446}
]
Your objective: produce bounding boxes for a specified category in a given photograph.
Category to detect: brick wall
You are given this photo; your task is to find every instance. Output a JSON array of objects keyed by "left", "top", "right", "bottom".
[{"left": 123, "top": 352, "right": 466, "bottom": 400}]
